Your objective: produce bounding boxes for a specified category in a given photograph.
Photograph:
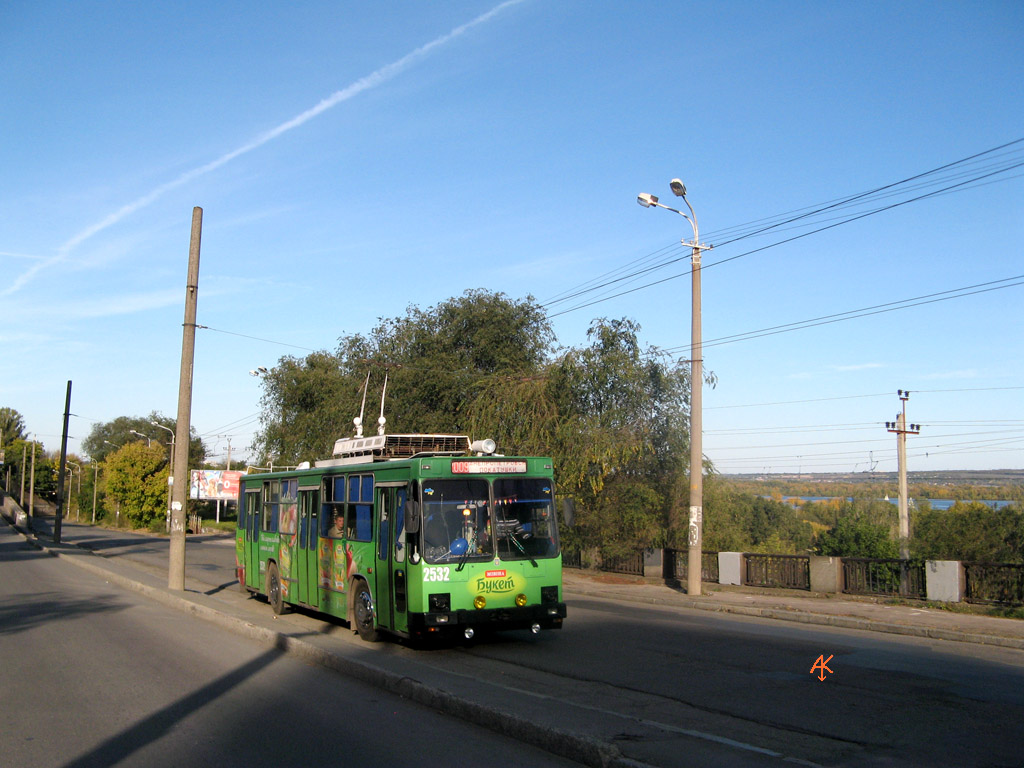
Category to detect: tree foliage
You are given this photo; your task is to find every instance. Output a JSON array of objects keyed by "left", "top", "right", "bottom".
[
  {"left": 702, "top": 476, "right": 814, "bottom": 554},
  {"left": 913, "top": 501, "right": 1024, "bottom": 563},
  {"left": 82, "top": 412, "right": 205, "bottom": 467},
  {"left": 814, "top": 500, "right": 899, "bottom": 558},
  {"left": 0, "top": 407, "right": 27, "bottom": 450},
  {"left": 254, "top": 293, "right": 695, "bottom": 556},
  {"left": 105, "top": 442, "right": 169, "bottom": 527}
]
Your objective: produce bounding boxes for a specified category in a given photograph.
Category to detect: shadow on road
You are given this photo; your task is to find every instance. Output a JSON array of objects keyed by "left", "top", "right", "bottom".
[
  {"left": 59, "top": 644, "right": 286, "bottom": 768},
  {"left": 0, "top": 591, "right": 129, "bottom": 637}
]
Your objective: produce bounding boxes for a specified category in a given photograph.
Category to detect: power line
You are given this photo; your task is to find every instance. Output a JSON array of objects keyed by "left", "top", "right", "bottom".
[
  {"left": 659, "top": 274, "right": 1024, "bottom": 356},
  {"left": 544, "top": 139, "right": 1024, "bottom": 317}
]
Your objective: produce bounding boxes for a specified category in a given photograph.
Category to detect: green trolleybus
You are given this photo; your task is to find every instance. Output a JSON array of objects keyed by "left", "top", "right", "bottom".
[{"left": 236, "top": 433, "right": 567, "bottom": 642}]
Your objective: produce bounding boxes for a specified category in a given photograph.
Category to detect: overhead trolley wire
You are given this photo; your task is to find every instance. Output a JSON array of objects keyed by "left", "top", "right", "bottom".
[{"left": 543, "top": 138, "right": 1024, "bottom": 318}]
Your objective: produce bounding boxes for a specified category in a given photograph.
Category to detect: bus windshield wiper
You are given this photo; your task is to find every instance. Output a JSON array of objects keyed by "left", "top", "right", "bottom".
[{"left": 505, "top": 525, "right": 537, "bottom": 568}]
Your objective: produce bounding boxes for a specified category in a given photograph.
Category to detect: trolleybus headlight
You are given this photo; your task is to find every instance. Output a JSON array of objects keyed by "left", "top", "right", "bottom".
[
  {"left": 474, "top": 595, "right": 487, "bottom": 609},
  {"left": 515, "top": 593, "right": 528, "bottom": 607},
  {"left": 531, "top": 623, "right": 541, "bottom": 634},
  {"left": 541, "top": 586, "right": 558, "bottom": 604},
  {"left": 465, "top": 628, "right": 475, "bottom": 640}
]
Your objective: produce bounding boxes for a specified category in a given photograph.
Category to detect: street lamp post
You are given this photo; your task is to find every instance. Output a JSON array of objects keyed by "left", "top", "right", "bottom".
[
  {"left": 130, "top": 430, "right": 152, "bottom": 447},
  {"left": 66, "top": 460, "right": 80, "bottom": 520},
  {"left": 103, "top": 440, "right": 122, "bottom": 526},
  {"left": 151, "top": 422, "right": 176, "bottom": 533},
  {"left": 638, "top": 181, "right": 712, "bottom": 596}
]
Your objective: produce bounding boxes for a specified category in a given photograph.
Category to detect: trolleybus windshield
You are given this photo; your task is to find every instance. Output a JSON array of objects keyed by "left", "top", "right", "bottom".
[
  {"left": 421, "top": 479, "right": 493, "bottom": 564},
  {"left": 420, "top": 477, "right": 560, "bottom": 565},
  {"left": 493, "top": 477, "right": 559, "bottom": 560}
]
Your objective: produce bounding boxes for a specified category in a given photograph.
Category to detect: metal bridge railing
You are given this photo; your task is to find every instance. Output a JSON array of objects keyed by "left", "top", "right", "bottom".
[
  {"left": 663, "top": 549, "right": 719, "bottom": 583},
  {"left": 842, "top": 558, "right": 926, "bottom": 599},
  {"left": 744, "top": 553, "right": 810, "bottom": 590},
  {"left": 599, "top": 551, "right": 645, "bottom": 577},
  {"left": 964, "top": 562, "right": 1024, "bottom": 606}
]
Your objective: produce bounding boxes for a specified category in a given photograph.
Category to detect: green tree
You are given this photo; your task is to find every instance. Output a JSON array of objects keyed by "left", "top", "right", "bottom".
[
  {"left": 702, "top": 477, "right": 814, "bottom": 553},
  {"left": 0, "top": 407, "right": 28, "bottom": 451},
  {"left": 105, "top": 442, "right": 169, "bottom": 527},
  {"left": 913, "top": 502, "right": 1024, "bottom": 562},
  {"left": 816, "top": 506, "right": 899, "bottom": 559},
  {"left": 255, "top": 290, "right": 555, "bottom": 464},
  {"left": 82, "top": 413, "right": 205, "bottom": 466},
  {"left": 253, "top": 295, "right": 699, "bottom": 556}
]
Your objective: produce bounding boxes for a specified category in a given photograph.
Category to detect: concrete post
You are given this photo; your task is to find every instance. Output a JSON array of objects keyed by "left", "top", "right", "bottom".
[
  {"left": 925, "top": 560, "right": 964, "bottom": 603},
  {"left": 718, "top": 552, "right": 743, "bottom": 586},
  {"left": 810, "top": 556, "right": 844, "bottom": 593}
]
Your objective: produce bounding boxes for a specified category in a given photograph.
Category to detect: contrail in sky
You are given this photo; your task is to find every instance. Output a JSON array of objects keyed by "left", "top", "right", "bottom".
[{"left": 4, "top": 0, "right": 525, "bottom": 297}]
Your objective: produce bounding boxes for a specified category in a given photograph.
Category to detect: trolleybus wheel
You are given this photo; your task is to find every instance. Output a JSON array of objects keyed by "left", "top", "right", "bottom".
[
  {"left": 353, "top": 579, "right": 380, "bottom": 642},
  {"left": 267, "top": 562, "right": 286, "bottom": 615}
]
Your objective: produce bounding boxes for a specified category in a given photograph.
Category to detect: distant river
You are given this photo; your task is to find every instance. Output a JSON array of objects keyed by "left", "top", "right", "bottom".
[{"left": 781, "top": 496, "right": 1016, "bottom": 511}]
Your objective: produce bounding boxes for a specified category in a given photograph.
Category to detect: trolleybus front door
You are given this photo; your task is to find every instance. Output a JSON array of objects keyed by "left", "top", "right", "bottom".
[
  {"left": 296, "top": 488, "right": 319, "bottom": 608},
  {"left": 374, "top": 484, "right": 409, "bottom": 635}
]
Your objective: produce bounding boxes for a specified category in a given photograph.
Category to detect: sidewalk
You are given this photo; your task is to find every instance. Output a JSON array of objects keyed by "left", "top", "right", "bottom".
[{"left": 563, "top": 569, "right": 1024, "bottom": 650}]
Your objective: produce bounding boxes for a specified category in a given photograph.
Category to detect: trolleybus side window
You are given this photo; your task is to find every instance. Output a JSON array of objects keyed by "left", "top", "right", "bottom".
[
  {"left": 324, "top": 476, "right": 345, "bottom": 538},
  {"left": 394, "top": 487, "right": 407, "bottom": 563},
  {"left": 280, "top": 479, "right": 298, "bottom": 535},
  {"left": 262, "top": 480, "right": 280, "bottom": 532},
  {"left": 347, "top": 474, "right": 373, "bottom": 541}
]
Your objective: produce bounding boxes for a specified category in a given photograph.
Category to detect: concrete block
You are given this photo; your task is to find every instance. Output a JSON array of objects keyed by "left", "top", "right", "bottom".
[
  {"left": 719, "top": 552, "right": 743, "bottom": 585},
  {"left": 810, "top": 556, "right": 843, "bottom": 593},
  {"left": 644, "top": 548, "right": 663, "bottom": 570},
  {"left": 926, "top": 560, "right": 964, "bottom": 603}
]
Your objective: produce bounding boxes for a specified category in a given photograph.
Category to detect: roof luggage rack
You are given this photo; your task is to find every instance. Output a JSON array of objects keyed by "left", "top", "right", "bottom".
[{"left": 315, "top": 433, "right": 470, "bottom": 467}]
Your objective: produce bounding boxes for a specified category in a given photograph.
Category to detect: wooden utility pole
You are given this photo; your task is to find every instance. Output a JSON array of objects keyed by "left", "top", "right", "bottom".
[{"left": 169, "top": 207, "right": 203, "bottom": 591}]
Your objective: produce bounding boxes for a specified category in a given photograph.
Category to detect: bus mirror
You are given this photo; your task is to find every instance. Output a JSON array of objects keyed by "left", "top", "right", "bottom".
[
  {"left": 406, "top": 499, "right": 420, "bottom": 533},
  {"left": 561, "top": 498, "right": 575, "bottom": 527}
]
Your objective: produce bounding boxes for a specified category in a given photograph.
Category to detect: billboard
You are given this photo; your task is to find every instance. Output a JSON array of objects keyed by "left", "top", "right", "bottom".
[{"left": 190, "top": 469, "right": 245, "bottom": 501}]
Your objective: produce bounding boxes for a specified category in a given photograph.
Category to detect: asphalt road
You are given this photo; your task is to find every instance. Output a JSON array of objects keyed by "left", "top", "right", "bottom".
[
  {"left": 26, "top": 521, "right": 1024, "bottom": 766},
  {"left": 0, "top": 522, "right": 579, "bottom": 768}
]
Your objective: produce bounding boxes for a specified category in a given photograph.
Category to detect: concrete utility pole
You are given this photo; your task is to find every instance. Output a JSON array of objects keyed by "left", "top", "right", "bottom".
[
  {"left": 54, "top": 380, "right": 72, "bottom": 543},
  {"left": 169, "top": 207, "right": 203, "bottom": 591},
  {"left": 29, "top": 438, "right": 36, "bottom": 518},
  {"left": 92, "top": 462, "right": 99, "bottom": 524},
  {"left": 20, "top": 442, "right": 26, "bottom": 507},
  {"left": 886, "top": 390, "right": 921, "bottom": 560}
]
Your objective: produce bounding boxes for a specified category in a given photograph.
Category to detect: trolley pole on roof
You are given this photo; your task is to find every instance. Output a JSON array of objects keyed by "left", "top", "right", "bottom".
[{"left": 169, "top": 207, "right": 202, "bottom": 591}]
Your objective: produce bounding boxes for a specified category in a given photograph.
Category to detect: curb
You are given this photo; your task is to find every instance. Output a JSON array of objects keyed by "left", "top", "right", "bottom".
[{"left": 0, "top": 513, "right": 647, "bottom": 768}]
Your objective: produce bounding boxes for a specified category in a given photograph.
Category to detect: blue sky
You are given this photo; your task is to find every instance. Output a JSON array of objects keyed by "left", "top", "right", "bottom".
[{"left": 3, "top": 1, "right": 1022, "bottom": 475}]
